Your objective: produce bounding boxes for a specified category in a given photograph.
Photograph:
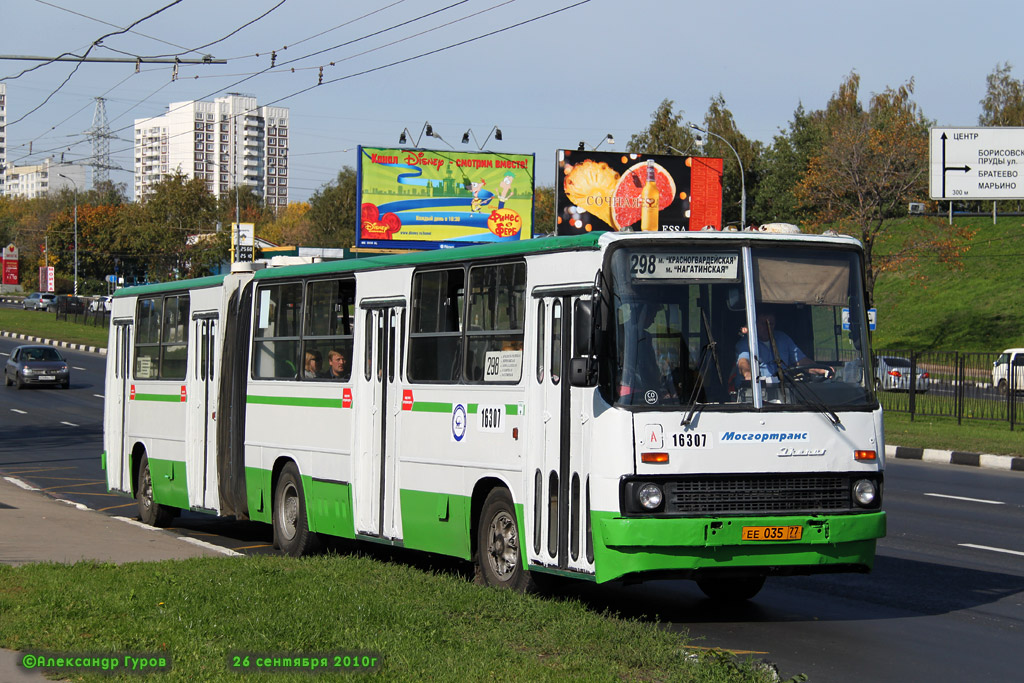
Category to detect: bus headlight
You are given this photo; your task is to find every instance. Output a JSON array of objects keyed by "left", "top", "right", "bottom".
[
  {"left": 852, "top": 479, "right": 877, "bottom": 507},
  {"left": 637, "top": 483, "right": 663, "bottom": 510}
]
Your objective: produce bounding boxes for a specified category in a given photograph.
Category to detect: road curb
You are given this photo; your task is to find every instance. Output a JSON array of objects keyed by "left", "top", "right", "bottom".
[
  {"left": 0, "top": 329, "right": 107, "bottom": 356},
  {"left": 887, "top": 444, "right": 1024, "bottom": 472}
]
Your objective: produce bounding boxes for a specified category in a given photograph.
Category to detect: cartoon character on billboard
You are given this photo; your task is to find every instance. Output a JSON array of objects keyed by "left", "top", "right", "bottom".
[
  {"left": 497, "top": 171, "right": 515, "bottom": 208},
  {"left": 470, "top": 179, "right": 493, "bottom": 213}
]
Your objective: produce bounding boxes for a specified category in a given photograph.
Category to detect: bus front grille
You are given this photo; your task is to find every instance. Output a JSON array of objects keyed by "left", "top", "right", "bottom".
[{"left": 663, "top": 474, "right": 853, "bottom": 514}]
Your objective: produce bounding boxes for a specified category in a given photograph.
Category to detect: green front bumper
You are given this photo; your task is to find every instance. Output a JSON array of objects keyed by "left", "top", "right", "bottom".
[{"left": 591, "top": 511, "right": 886, "bottom": 583}]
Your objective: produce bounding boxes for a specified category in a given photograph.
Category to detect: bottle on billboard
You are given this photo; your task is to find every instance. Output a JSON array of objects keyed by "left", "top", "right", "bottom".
[{"left": 640, "top": 160, "right": 660, "bottom": 232}]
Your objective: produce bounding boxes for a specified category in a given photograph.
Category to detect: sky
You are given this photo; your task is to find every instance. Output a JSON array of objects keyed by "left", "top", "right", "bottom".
[{"left": 2, "top": 0, "right": 1021, "bottom": 203}]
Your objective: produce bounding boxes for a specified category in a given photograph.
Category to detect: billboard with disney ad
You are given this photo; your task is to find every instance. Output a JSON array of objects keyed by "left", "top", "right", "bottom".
[{"left": 356, "top": 146, "right": 536, "bottom": 250}]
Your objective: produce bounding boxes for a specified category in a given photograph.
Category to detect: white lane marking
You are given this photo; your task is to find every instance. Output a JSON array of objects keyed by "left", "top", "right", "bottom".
[
  {"left": 10, "top": 408, "right": 27, "bottom": 414},
  {"left": 924, "top": 493, "right": 1004, "bottom": 505},
  {"left": 0, "top": 352, "right": 8, "bottom": 357},
  {"left": 60, "top": 421, "right": 80, "bottom": 427},
  {"left": 111, "top": 517, "right": 242, "bottom": 557},
  {"left": 959, "top": 543, "right": 1024, "bottom": 558},
  {"left": 3, "top": 476, "right": 40, "bottom": 491},
  {"left": 93, "top": 393, "right": 104, "bottom": 398},
  {"left": 72, "top": 366, "right": 86, "bottom": 371}
]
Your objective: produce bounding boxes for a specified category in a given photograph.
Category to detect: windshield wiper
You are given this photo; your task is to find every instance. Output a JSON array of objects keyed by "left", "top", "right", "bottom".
[
  {"left": 763, "top": 323, "right": 842, "bottom": 427},
  {"left": 681, "top": 309, "right": 720, "bottom": 426}
]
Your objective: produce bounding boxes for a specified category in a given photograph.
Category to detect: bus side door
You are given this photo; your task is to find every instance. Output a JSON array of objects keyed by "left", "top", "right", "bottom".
[
  {"left": 108, "top": 319, "right": 133, "bottom": 493},
  {"left": 186, "top": 312, "right": 218, "bottom": 511},
  {"left": 354, "top": 303, "right": 404, "bottom": 540}
]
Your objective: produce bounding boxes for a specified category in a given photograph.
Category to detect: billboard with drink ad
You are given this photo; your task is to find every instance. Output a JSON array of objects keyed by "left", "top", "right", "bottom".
[
  {"left": 357, "top": 146, "right": 535, "bottom": 250},
  {"left": 555, "top": 150, "right": 723, "bottom": 234}
]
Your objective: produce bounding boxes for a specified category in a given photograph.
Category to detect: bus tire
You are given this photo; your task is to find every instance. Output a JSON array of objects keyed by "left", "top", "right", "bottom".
[
  {"left": 273, "top": 462, "right": 319, "bottom": 557},
  {"left": 475, "top": 488, "right": 534, "bottom": 592},
  {"left": 696, "top": 575, "right": 766, "bottom": 602},
  {"left": 137, "top": 454, "right": 175, "bottom": 527}
]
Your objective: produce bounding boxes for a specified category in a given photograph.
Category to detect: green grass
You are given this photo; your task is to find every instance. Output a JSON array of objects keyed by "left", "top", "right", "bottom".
[
  {"left": 871, "top": 216, "right": 1024, "bottom": 351},
  {"left": 0, "top": 555, "right": 781, "bottom": 683},
  {"left": 0, "top": 307, "right": 108, "bottom": 347},
  {"left": 883, "top": 410, "right": 1022, "bottom": 457}
]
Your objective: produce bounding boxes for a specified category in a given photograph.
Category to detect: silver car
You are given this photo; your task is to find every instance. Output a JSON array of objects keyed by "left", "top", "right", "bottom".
[
  {"left": 874, "top": 356, "right": 929, "bottom": 393},
  {"left": 4, "top": 345, "right": 71, "bottom": 389},
  {"left": 22, "top": 292, "right": 57, "bottom": 310}
]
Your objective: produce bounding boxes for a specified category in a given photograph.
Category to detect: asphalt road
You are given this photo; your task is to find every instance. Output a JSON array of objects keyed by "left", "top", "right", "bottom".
[{"left": 1, "top": 336, "right": 1021, "bottom": 681}]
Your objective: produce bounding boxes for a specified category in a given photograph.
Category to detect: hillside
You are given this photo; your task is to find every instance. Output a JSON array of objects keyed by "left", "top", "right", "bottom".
[{"left": 870, "top": 215, "right": 1024, "bottom": 352}]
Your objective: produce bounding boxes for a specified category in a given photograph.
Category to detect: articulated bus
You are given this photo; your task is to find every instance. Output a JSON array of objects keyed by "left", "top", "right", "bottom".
[{"left": 103, "top": 229, "right": 885, "bottom": 600}]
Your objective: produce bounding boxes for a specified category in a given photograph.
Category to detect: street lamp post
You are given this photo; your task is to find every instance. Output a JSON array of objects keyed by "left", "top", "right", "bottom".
[
  {"left": 58, "top": 173, "right": 78, "bottom": 296},
  {"left": 689, "top": 124, "right": 745, "bottom": 228}
]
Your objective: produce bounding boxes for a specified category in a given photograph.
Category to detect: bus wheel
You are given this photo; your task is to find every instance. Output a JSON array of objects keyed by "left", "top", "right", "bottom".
[
  {"left": 696, "top": 575, "right": 766, "bottom": 602},
  {"left": 475, "top": 488, "right": 534, "bottom": 591},
  {"left": 137, "top": 454, "right": 175, "bottom": 527},
  {"left": 273, "top": 462, "right": 319, "bottom": 557}
]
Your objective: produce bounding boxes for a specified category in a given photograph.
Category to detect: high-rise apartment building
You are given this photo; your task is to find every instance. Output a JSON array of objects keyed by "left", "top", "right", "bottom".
[
  {"left": 134, "top": 94, "right": 289, "bottom": 208},
  {"left": 2, "top": 158, "right": 87, "bottom": 199},
  {"left": 0, "top": 83, "right": 7, "bottom": 195}
]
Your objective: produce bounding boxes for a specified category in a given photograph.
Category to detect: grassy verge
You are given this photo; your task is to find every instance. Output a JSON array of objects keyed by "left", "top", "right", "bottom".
[
  {"left": 0, "top": 308, "right": 108, "bottom": 347},
  {"left": 884, "top": 410, "right": 1022, "bottom": 456},
  {"left": 0, "top": 555, "right": 780, "bottom": 683}
]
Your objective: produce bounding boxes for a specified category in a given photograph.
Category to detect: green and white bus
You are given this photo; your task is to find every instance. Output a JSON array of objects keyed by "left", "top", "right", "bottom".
[{"left": 103, "top": 229, "right": 885, "bottom": 599}]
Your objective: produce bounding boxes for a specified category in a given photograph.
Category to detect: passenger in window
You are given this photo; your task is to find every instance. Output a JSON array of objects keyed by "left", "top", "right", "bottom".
[
  {"left": 303, "top": 350, "right": 322, "bottom": 379},
  {"left": 326, "top": 350, "right": 348, "bottom": 380}
]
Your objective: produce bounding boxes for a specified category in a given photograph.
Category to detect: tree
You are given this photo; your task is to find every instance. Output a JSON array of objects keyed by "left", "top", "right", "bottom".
[
  {"left": 979, "top": 62, "right": 1024, "bottom": 126},
  {"left": 627, "top": 99, "right": 697, "bottom": 155},
  {"left": 752, "top": 103, "right": 825, "bottom": 224},
  {"left": 795, "top": 72, "right": 968, "bottom": 306},
  {"left": 133, "top": 172, "right": 222, "bottom": 281},
  {"left": 307, "top": 167, "right": 358, "bottom": 248},
  {"left": 532, "top": 186, "right": 555, "bottom": 236},
  {"left": 259, "top": 202, "right": 313, "bottom": 246},
  {"left": 697, "top": 94, "right": 762, "bottom": 226}
]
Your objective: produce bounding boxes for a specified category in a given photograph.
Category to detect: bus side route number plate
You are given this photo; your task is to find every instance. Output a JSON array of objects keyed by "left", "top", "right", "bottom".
[{"left": 741, "top": 526, "right": 803, "bottom": 541}]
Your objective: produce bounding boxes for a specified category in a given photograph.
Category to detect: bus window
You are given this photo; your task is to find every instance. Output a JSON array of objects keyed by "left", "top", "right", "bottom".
[
  {"left": 134, "top": 297, "right": 162, "bottom": 379},
  {"left": 550, "top": 300, "right": 562, "bottom": 384},
  {"left": 409, "top": 268, "right": 464, "bottom": 382},
  {"left": 465, "top": 262, "right": 525, "bottom": 383},
  {"left": 160, "top": 295, "right": 189, "bottom": 379},
  {"left": 252, "top": 282, "right": 302, "bottom": 379},
  {"left": 133, "top": 295, "right": 190, "bottom": 380},
  {"left": 303, "top": 279, "right": 355, "bottom": 381},
  {"left": 536, "top": 301, "right": 545, "bottom": 384}
]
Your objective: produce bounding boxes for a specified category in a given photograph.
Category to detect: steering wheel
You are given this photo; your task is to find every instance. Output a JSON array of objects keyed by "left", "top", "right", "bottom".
[{"left": 785, "top": 363, "right": 834, "bottom": 382}]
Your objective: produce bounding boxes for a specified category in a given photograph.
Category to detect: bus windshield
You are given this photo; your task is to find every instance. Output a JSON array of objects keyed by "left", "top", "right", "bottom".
[{"left": 604, "top": 243, "right": 873, "bottom": 411}]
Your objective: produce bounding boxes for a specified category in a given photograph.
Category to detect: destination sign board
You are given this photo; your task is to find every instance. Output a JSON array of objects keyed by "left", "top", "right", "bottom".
[{"left": 929, "top": 127, "right": 1024, "bottom": 200}]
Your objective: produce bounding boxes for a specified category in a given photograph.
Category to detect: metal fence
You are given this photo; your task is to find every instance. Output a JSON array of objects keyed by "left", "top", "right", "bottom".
[
  {"left": 874, "top": 349, "right": 1021, "bottom": 430},
  {"left": 54, "top": 296, "right": 110, "bottom": 328}
]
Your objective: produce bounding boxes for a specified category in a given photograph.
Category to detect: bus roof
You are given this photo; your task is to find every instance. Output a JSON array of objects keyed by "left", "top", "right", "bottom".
[{"left": 110, "top": 230, "right": 863, "bottom": 296}]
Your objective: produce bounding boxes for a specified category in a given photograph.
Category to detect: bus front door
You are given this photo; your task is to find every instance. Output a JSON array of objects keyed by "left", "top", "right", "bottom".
[
  {"left": 534, "top": 295, "right": 590, "bottom": 574},
  {"left": 355, "top": 304, "right": 404, "bottom": 541}
]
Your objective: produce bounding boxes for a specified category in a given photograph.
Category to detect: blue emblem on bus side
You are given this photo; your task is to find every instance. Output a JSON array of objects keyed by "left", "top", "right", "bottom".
[{"left": 452, "top": 403, "right": 467, "bottom": 442}]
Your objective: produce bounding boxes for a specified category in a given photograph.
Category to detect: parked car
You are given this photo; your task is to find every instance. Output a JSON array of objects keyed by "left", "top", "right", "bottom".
[
  {"left": 4, "top": 345, "right": 70, "bottom": 389},
  {"left": 55, "top": 295, "right": 86, "bottom": 314},
  {"left": 21, "top": 292, "right": 57, "bottom": 310},
  {"left": 874, "top": 356, "right": 929, "bottom": 393},
  {"left": 992, "top": 348, "right": 1024, "bottom": 394},
  {"left": 88, "top": 295, "right": 112, "bottom": 312}
]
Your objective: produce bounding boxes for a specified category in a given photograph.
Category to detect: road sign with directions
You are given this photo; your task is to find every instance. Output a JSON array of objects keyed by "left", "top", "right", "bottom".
[{"left": 929, "top": 127, "right": 1024, "bottom": 200}]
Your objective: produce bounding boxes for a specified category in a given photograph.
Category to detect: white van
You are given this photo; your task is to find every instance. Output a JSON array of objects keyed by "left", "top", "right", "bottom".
[{"left": 992, "top": 348, "right": 1024, "bottom": 394}]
